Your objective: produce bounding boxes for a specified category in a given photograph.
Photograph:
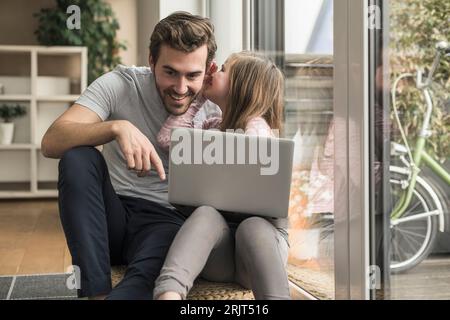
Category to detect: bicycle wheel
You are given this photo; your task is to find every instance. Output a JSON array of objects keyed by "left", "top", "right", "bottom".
[{"left": 389, "top": 166, "right": 442, "bottom": 273}]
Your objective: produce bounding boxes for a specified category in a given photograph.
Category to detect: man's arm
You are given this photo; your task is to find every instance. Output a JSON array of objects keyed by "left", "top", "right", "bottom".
[
  {"left": 41, "top": 104, "right": 166, "bottom": 180},
  {"left": 41, "top": 104, "right": 114, "bottom": 158}
]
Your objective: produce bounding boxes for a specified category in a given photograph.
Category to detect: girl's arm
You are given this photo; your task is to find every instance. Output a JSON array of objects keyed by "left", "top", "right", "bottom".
[
  {"left": 156, "top": 97, "right": 205, "bottom": 151},
  {"left": 202, "top": 116, "right": 222, "bottom": 130}
]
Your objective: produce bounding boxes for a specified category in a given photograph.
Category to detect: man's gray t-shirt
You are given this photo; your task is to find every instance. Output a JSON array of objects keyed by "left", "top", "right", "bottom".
[{"left": 75, "top": 65, "right": 220, "bottom": 208}]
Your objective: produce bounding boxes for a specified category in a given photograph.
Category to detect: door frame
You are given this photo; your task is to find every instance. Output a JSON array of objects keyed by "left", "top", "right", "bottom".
[{"left": 333, "top": 0, "right": 370, "bottom": 299}]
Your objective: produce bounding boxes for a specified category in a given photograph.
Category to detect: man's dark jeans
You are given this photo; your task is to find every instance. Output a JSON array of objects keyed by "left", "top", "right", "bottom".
[{"left": 58, "top": 146, "right": 185, "bottom": 299}]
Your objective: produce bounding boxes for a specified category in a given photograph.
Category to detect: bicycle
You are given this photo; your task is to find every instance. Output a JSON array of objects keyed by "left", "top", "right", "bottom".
[{"left": 389, "top": 41, "right": 450, "bottom": 273}]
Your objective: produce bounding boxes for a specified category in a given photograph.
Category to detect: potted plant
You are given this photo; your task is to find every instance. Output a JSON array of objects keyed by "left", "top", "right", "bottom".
[
  {"left": 0, "top": 104, "right": 27, "bottom": 145},
  {"left": 34, "top": 0, "right": 127, "bottom": 84}
]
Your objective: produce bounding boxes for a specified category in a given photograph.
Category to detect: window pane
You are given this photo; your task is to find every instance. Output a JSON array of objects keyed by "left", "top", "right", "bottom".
[
  {"left": 371, "top": 0, "right": 450, "bottom": 299},
  {"left": 283, "top": 0, "right": 335, "bottom": 299}
]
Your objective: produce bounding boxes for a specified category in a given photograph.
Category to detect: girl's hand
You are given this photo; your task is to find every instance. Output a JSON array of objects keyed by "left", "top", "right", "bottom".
[
  {"left": 203, "top": 60, "right": 218, "bottom": 87},
  {"left": 208, "top": 60, "right": 218, "bottom": 75}
]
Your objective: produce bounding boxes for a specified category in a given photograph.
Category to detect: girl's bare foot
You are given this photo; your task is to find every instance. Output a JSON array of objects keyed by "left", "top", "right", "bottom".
[{"left": 157, "top": 291, "right": 182, "bottom": 300}]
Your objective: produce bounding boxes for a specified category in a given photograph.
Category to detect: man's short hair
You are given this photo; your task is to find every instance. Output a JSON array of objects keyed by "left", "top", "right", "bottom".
[{"left": 149, "top": 11, "right": 217, "bottom": 66}]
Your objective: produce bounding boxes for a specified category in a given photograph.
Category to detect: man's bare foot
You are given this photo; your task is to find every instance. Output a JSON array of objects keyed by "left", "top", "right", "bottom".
[{"left": 157, "top": 291, "right": 182, "bottom": 300}]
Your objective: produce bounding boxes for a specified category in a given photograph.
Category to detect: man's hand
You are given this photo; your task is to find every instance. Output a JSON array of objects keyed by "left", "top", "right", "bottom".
[
  {"left": 203, "top": 60, "right": 218, "bottom": 86},
  {"left": 112, "top": 120, "right": 166, "bottom": 180}
]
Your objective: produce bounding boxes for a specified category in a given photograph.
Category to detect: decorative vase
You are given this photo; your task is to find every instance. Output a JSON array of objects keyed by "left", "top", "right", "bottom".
[{"left": 0, "top": 122, "right": 14, "bottom": 145}]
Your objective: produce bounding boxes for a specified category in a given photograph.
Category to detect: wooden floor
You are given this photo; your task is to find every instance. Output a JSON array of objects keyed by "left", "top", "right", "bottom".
[{"left": 0, "top": 200, "right": 71, "bottom": 275}]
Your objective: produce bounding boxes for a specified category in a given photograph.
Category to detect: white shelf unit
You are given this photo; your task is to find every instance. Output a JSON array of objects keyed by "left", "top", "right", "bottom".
[{"left": 0, "top": 45, "right": 87, "bottom": 198}]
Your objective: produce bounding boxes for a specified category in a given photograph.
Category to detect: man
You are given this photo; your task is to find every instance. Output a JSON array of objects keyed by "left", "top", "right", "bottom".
[{"left": 41, "top": 11, "right": 219, "bottom": 300}]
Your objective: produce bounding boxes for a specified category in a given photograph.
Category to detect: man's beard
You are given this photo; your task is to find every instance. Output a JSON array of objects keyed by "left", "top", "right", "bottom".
[{"left": 155, "top": 82, "right": 199, "bottom": 116}]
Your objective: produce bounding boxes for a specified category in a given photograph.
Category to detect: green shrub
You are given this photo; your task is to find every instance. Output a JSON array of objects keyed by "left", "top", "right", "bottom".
[{"left": 390, "top": 0, "right": 450, "bottom": 162}]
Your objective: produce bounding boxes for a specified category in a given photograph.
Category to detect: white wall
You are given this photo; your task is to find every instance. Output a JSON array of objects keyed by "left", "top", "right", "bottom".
[
  {"left": 209, "top": 0, "right": 243, "bottom": 66},
  {"left": 137, "top": 0, "right": 160, "bottom": 66},
  {"left": 107, "top": 0, "right": 138, "bottom": 66},
  {"left": 159, "top": 0, "right": 205, "bottom": 18}
]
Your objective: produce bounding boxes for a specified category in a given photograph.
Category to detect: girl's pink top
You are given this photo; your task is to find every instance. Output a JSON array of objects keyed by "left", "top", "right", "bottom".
[{"left": 157, "top": 99, "right": 275, "bottom": 151}]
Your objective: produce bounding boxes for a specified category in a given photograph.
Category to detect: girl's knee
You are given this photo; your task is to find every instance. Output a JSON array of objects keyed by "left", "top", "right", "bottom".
[
  {"left": 236, "top": 217, "right": 273, "bottom": 237},
  {"left": 191, "top": 205, "right": 227, "bottom": 226},
  {"left": 235, "top": 217, "right": 280, "bottom": 253}
]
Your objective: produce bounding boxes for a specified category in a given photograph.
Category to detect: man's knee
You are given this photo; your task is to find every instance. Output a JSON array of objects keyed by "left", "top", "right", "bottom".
[
  {"left": 60, "top": 146, "right": 102, "bottom": 168},
  {"left": 59, "top": 146, "right": 105, "bottom": 182},
  {"left": 58, "top": 146, "right": 107, "bottom": 196}
]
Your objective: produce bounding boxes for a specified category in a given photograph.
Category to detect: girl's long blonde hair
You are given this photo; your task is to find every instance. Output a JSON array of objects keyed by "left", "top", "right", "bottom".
[{"left": 219, "top": 51, "right": 284, "bottom": 132}]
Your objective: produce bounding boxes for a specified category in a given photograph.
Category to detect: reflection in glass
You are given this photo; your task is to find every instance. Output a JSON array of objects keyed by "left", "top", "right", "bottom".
[
  {"left": 285, "top": 56, "right": 334, "bottom": 300},
  {"left": 282, "top": 0, "right": 334, "bottom": 297},
  {"left": 372, "top": 0, "right": 450, "bottom": 300}
]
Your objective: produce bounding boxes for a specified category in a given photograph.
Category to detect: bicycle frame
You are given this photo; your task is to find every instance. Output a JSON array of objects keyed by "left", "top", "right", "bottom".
[{"left": 390, "top": 85, "right": 449, "bottom": 222}]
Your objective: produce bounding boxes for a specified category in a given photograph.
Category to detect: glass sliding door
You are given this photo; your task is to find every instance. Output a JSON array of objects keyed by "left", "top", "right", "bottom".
[
  {"left": 250, "top": 0, "right": 338, "bottom": 299},
  {"left": 250, "top": 0, "right": 376, "bottom": 299},
  {"left": 370, "top": 0, "right": 450, "bottom": 299},
  {"left": 247, "top": 0, "right": 387, "bottom": 299},
  {"left": 283, "top": 0, "right": 336, "bottom": 300}
]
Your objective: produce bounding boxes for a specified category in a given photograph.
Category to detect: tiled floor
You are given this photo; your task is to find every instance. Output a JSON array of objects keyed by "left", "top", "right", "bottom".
[{"left": 0, "top": 273, "right": 77, "bottom": 300}]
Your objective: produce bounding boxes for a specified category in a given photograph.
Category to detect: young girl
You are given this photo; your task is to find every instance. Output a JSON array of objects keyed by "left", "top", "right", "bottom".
[{"left": 154, "top": 51, "right": 290, "bottom": 300}]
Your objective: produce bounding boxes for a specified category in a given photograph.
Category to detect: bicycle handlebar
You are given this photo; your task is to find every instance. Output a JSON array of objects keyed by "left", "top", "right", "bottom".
[
  {"left": 436, "top": 41, "right": 450, "bottom": 54},
  {"left": 422, "top": 41, "right": 449, "bottom": 88},
  {"left": 392, "top": 41, "right": 448, "bottom": 166}
]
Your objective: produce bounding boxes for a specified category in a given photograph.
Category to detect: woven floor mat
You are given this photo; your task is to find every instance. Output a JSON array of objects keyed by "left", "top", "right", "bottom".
[
  {"left": 111, "top": 266, "right": 254, "bottom": 300},
  {"left": 112, "top": 264, "right": 334, "bottom": 300},
  {"left": 286, "top": 264, "right": 334, "bottom": 300}
]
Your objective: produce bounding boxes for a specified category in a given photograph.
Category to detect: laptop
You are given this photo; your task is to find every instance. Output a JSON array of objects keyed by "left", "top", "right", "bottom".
[{"left": 168, "top": 128, "right": 294, "bottom": 218}]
